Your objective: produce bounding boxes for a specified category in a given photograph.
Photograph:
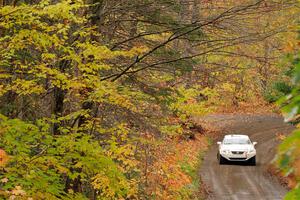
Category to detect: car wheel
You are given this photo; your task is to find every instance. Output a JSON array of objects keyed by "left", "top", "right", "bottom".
[
  {"left": 249, "top": 156, "right": 256, "bottom": 166},
  {"left": 219, "top": 154, "right": 226, "bottom": 165}
]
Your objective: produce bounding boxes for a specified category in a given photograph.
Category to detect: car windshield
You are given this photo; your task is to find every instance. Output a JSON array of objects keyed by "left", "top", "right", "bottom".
[{"left": 223, "top": 138, "right": 251, "bottom": 145}]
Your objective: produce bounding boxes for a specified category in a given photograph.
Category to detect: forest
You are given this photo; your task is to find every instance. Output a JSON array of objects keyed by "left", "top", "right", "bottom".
[{"left": 0, "top": 0, "right": 299, "bottom": 199}]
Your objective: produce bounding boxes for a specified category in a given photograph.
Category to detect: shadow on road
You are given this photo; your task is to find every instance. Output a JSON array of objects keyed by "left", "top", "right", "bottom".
[{"left": 220, "top": 161, "right": 259, "bottom": 166}]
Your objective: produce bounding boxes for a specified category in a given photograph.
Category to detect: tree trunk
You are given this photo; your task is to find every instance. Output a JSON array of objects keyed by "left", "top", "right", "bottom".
[{"left": 52, "top": 60, "right": 69, "bottom": 134}]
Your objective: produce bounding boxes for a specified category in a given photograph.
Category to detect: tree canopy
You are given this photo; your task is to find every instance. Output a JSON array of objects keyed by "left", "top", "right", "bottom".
[{"left": 0, "top": 0, "right": 298, "bottom": 199}]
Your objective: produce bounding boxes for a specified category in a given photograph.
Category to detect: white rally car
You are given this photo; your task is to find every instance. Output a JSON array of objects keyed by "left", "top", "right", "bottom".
[{"left": 217, "top": 135, "right": 257, "bottom": 165}]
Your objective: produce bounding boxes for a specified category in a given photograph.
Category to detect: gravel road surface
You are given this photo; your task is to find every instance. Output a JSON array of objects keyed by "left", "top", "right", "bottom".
[{"left": 198, "top": 114, "right": 294, "bottom": 200}]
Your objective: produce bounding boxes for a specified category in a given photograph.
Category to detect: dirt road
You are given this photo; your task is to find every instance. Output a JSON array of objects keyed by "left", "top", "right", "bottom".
[{"left": 198, "top": 114, "right": 294, "bottom": 200}]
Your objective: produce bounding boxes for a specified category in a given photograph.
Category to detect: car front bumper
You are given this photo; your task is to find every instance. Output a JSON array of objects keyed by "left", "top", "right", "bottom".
[{"left": 220, "top": 152, "right": 256, "bottom": 161}]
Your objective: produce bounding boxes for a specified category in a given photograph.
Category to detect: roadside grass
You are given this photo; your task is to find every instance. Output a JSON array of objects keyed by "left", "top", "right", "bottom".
[
  {"left": 177, "top": 137, "right": 213, "bottom": 200},
  {"left": 146, "top": 134, "right": 209, "bottom": 200},
  {"left": 178, "top": 153, "right": 204, "bottom": 200}
]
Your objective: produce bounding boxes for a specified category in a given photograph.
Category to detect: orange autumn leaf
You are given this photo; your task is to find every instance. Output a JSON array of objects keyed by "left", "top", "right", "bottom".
[
  {"left": 0, "top": 149, "right": 9, "bottom": 167},
  {"left": 293, "top": 159, "right": 300, "bottom": 178}
]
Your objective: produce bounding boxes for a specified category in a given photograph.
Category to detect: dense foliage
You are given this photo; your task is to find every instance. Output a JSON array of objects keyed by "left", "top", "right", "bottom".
[
  {"left": 277, "top": 29, "right": 300, "bottom": 200},
  {"left": 0, "top": 0, "right": 298, "bottom": 199}
]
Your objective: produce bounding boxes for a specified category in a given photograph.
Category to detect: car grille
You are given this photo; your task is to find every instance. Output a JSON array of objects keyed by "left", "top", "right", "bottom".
[
  {"left": 231, "top": 151, "right": 244, "bottom": 154},
  {"left": 229, "top": 158, "right": 246, "bottom": 160}
]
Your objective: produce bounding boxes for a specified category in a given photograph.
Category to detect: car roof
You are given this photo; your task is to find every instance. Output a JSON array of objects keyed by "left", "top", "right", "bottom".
[{"left": 224, "top": 134, "right": 249, "bottom": 139}]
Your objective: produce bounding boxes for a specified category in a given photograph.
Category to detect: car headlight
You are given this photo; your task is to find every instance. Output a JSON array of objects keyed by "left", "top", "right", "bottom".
[{"left": 221, "top": 150, "right": 230, "bottom": 154}]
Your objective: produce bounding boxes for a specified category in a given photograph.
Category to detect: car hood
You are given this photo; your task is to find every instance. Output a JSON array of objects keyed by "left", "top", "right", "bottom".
[{"left": 220, "top": 144, "right": 255, "bottom": 151}]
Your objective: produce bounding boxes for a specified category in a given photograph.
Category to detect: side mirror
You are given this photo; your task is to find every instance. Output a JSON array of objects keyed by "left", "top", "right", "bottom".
[
  {"left": 253, "top": 142, "right": 257, "bottom": 146},
  {"left": 217, "top": 142, "right": 222, "bottom": 145}
]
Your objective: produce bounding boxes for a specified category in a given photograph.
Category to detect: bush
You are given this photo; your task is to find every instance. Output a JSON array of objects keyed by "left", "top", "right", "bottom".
[{"left": 264, "top": 81, "right": 291, "bottom": 103}]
